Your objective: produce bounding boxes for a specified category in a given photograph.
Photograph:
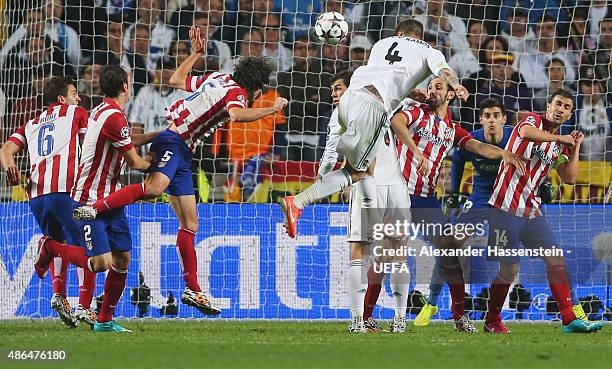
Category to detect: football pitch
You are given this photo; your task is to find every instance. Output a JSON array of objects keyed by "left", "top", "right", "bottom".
[{"left": 1, "top": 321, "right": 611, "bottom": 369}]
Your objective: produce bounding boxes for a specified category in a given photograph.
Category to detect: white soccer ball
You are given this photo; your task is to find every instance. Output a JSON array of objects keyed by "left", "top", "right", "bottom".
[{"left": 314, "top": 11, "right": 349, "bottom": 45}]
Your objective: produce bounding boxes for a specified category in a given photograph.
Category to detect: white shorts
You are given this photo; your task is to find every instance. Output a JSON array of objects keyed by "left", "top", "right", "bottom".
[
  {"left": 347, "top": 183, "right": 411, "bottom": 242},
  {"left": 337, "top": 89, "right": 388, "bottom": 172}
]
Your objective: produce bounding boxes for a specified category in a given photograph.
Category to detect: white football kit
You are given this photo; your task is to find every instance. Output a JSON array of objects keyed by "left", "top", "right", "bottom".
[{"left": 336, "top": 36, "right": 450, "bottom": 171}]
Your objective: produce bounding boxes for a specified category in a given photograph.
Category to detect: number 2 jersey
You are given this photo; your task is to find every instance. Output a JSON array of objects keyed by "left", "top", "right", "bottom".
[
  {"left": 9, "top": 103, "right": 88, "bottom": 199},
  {"left": 164, "top": 72, "right": 249, "bottom": 152},
  {"left": 348, "top": 36, "right": 450, "bottom": 114}
]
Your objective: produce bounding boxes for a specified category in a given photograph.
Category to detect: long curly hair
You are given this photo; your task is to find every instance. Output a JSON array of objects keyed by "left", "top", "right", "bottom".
[{"left": 232, "top": 56, "right": 272, "bottom": 103}]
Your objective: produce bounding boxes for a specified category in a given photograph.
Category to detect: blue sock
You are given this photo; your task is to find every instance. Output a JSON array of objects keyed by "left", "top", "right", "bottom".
[{"left": 427, "top": 257, "right": 445, "bottom": 306}]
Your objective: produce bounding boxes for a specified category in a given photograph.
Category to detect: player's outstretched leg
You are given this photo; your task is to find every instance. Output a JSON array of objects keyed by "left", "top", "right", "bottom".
[
  {"left": 543, "top": 258, "right": 603, "bottom": 333},
  {"left": 74, "top": 267, "right": 97, "bottom": 328},
  {"left": 48, "top": 257, "right": 79, "bottom": 328},
  {"left": 484, "top": 264, "right": 515, "bottom": 334},
  {"left": 73, "top": 183, "right": 147, "bottom": 221},
  {"left": 50, "top": 292, "right": 79, "bottom": 328},
  {"left": 168, "top": 194, "right": 221, "bottom": 316},
  {"left": 415, "top": 257, "right": 443, "bottom": 327},
  {"left": 282, "top": 168, "right": 354, "bottom": 238},
  {"left": 94, "top": 261, "right": 131, "bottom": 333}
]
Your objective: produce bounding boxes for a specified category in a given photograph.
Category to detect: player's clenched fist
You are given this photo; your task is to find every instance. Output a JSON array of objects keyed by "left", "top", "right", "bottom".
[
  {"left": 272, "top": 97, "right": 288, "bottom": 112},
  {"left": 557, "top": 134, "right": 576, "bottom": 148},
  {"left": 501, "top": 150, "right": 527, "bottom": 175}
]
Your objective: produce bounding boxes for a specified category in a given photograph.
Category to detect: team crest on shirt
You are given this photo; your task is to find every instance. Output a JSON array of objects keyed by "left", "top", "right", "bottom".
[
  {"left": 86, "top": 240, "right": 93, "bottom": 251},
  {"left": 238, "top": 95, "right": 246, "bottom": 105},
  {"left": 552, "top": 144, "right": 561, "bottom": 157},
  {"left": 120, "top": 126, "right": 131, "bottom": 139},
  {"left": 443, "top": 127, "right": 453, "bottom": 140}
]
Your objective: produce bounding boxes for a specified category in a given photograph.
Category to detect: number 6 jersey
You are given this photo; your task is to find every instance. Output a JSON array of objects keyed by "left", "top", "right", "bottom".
[
  {"left": 9, "top": 103, "right": 89, "bottom": 199},
  {"left": 347, "top": 35, "right": 451, "bottom": 114}
]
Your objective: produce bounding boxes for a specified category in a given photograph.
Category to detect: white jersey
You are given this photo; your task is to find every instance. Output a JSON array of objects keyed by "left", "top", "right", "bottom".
[
  {"left": 374, "top": 127, "right": 405, "bottom": 186},
  {"left": 348, "top": 36, "right": 450, "bottom": 114},
  {"left": 129, "top": 86, "right": 188, "bottom": 135},
  {"left": 318, "top": 109, "right": 342, "bottom": 176}
]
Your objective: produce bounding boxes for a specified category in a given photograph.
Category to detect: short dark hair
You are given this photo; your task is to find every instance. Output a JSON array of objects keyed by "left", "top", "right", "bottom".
[
  {"left": 100, "top": 65, "right": 128, "bottom": 98},
  {"left": 478, "top": 36, "right": 509, "bottom": 64},
  {"left": 194, "top": 10, "right": 208, "bottom": 21},
  {"left": 330, "top": 69, "right": 353, "bottom": 88},
  {"left": 479, "top": 98, "right": 506, "bottom": 116},
  {"left": 549, "top": 89, "right": 575, "bottom": 111},
  {"left": 232, "top": 56, "right": 272, "bottom": 94},
  {"left": 538, "top": 12, "right": 557, "bottom": 24},
  {"left": 546, "top": 57, "right": 565, "bottom": 68},
  {"left": 395, "top": 19, "right": 423, "bottom": 38},
  {"left": 44, "top": 76, "right": 75, "bottom": 105}
]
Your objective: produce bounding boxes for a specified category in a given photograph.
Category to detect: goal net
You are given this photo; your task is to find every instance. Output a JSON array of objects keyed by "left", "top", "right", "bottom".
[{"left": 0, "top": 0, "right": 611, "bottom": 322}]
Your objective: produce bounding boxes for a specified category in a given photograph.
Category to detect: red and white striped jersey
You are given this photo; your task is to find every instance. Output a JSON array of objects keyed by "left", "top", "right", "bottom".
[
  {"left": 8, "top": 103, "right": 88, "bottom": 199},
  {"left": 165, "top": 72, "right": 248, "bottom": 151},
  {"left": 489, "top": 113, "right": 570, "bottom": 219},
  {"left": 72, "top": 98, "right": 134, "bottom": 204},
  {"left": 397, "top": 104, "right": 472, "bottom": 197}
]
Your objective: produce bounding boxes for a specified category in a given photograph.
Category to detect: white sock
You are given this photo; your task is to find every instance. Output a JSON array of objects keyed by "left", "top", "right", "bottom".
[
  {"left": 356, "top": 176, "right": 378, "bottom": 240},
  {"left": 390, "top": 261, "right": 410, "bottom": 318},
  {"left": 294, "top": 169, "right": 352, "bottom": 209},
  {"left": 348, "top": 259, "right": 367, "bottom": 319}
]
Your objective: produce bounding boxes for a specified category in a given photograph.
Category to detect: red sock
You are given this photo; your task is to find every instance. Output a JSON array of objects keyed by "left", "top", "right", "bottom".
[
  {"left": 363, "top": 263, "right": 385, "bottom": 320},
  {"left": 547, "top": 265, "right": 577, "bottom": 325},
  {"left": 93, "top": 183, "right": 146, "bottom": 213},
  {"left": 97, "top": 266, "right": 127, "bottom": 323},
  {"left": 45, "top": 239, "right": 90, "bottom": 270},
  {"left": 78, "top": 267, "right": 96, "bottom": 309},
  {"left": 441, "top": 257, "right": 465, "bottom": 320},
  {"left": 486, "top": 273, "right": 512, "bottom": 323},
  {"left": 50, "top": 257, "right": 68, "bottom": 297},
  {"left": 177, "top": 228, "right": 201, "bottom": 292}
]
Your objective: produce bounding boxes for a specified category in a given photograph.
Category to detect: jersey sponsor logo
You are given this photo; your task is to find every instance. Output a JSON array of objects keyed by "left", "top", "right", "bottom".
[
  {"left": 120, "top": 126, "right": 131, "bottom": 139},
  {"left": 415, "top": 127, "right": 452, "bottom": 148},
  {"left": 533, "top": 146, "right": 554, "bottom": 166}
]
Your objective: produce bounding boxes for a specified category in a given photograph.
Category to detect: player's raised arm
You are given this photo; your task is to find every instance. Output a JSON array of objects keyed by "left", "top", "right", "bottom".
[
  {"left": 519, "top": 125, "right": 575, "bottom": 147},
  {"left": 556, "top": 131, "right": 583, "bottom": 185},
  {"left": 438, "top": 68, "right": 469, "bottom": 102},
  {"left": 0, "top": 140, "right": 23, "bottom": 185},
  {"left": 169, "top": 26, "right": 207, "bottom": 91},
  {"left": 228, "top": 97, "right": 288, "bottom": 122},
  {"left": 463, "top": 139, "right": 527, "bottom": 175},
  {"left": 390, "top": 111, "right": 427, "bottom": 175}
]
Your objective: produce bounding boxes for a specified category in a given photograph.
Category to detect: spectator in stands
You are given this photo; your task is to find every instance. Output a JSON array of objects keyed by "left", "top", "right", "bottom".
[
  {"left": 533, "top": 58, "right": 575, "bottom": 112},
  {"left": 414, "top": 0, "right": 469, "bottom": 55},
  {"left": 126, "top": 23, "right": 155, "bottom": 96},
  {"left": 233, "top": 29, "right": 265, "bottom": 65},
  {"left": 224, "top": 85, "right": 287, "bottom": 202},
  {"left": 593, "top": 18, "right": 612, "bottom": 101},
  {"left": 499, "top": 0, "right": 570, "bottom": 33},
  {"left": 449, "top": 21, "right": 489, "bottom": 79},
  {"left": 447, "top": 0, "right": 501, "bottom": 33},
  {"left": 349, "top": 35, "right": 372, "bottom": 69},
  {"left": 7, "top": 69, "right": 48, "bottom": 131},
  {"left": 259, "top": 13, "right": 293, "bottom": 79},
  {"left": 564, "top": 79, "right": 612, "bottom": 162},
  {"left": 321, "top": 42, "right": 349, "bottom": 74},
  {"left": 78, "top": 63, "right": 104, "bottom": 111},
  {"left": 170, "top": 0, "right": 233, "bottom": 46},
  {"left": 566, "top": 6, "right": 597, "bottom": 54},
  {"left": 0, "top": 87, "right": 6, "bottom": 141},
  {"left": 517, "top": 13, "right": 577, "bottom": 90},
  {"left": 129, "top": 56, "right": 188, "bottom": 153},
  {"left": 588, "top": 0, "right": 611, "bottom": 42},
  {"left": 227, "top": 0, "right": 267, "bottom": 54},
  {"left": 0, "top": 7, "right": 44, "bottom": 67},
  {"left": 463, "top": 36, "right": 510, "bottom": 97},
  {"left": 501, "top": 8, "right": 537, "bottom": 57},
  {"left": 279, "top": 0, "right": 322, "bottom": 43},
  {"left": 463, "top": 53, "right": 532, "bottom": 128},
  {"left": 277, "top": 34, "right": 332, "bottom": 161},
  {"left": 93, "top": 19, "right": 131, "bottom": 71},
  {"left": 189, "top": 11, "right": 233, "bottom": 74},
  {"left": 123, "top": 0, "right": 175, "bottom": 71},
  {"left": 169, "top": 40, "right": 191, "bottom": 66},
  {"left": 96, "top": 0, "right": 136, "bottom": 21}
]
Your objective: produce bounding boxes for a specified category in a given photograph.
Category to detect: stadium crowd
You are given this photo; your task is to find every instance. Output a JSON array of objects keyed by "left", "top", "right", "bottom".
[{"left": 0, "top": 0, "right": 611, "bottom": 202}]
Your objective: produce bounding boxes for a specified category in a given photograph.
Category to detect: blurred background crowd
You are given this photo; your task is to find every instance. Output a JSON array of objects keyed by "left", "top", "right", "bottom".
[{"left": 0, "top": 0, "right": 611, "bottom": 203}]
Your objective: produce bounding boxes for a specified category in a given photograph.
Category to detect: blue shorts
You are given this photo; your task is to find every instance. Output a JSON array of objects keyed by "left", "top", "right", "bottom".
[
  {"left": 77, "top": 207, "right": 132, "bottom": 257},
  {"left": 452, "top": 203, "right": 491, "bottom": 226},
  {"left": 409, "top": 195, "right": 449, "bottom": 242},
  {"left": 149, "top": 130, "right": 194, "bottom": 197},
  {"left": 29, "top": 193, "right": 82, "bottom": 246},
  {"left": 487, "top": 207, "right": 558, "bottom": 264}
]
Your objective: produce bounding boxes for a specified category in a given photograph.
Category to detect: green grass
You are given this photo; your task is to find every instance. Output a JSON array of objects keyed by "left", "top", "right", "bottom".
[{"left": 0, "top": 321, "right": 611, "bottom": 369}]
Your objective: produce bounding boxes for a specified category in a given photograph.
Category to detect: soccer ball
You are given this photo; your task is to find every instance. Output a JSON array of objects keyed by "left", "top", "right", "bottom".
[{"left": 314, "top": 11, "right": 349, "bottom": 45}]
